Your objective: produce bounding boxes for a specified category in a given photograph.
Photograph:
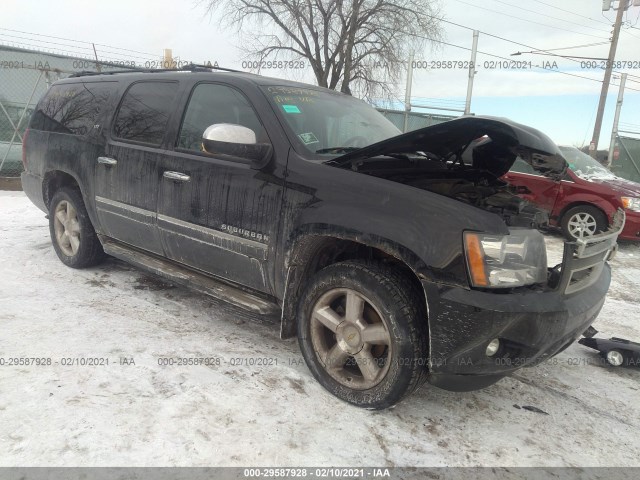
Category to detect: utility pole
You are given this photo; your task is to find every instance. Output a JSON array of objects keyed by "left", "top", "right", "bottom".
[
  {"left": 608, "top": 73, "right": 627, "bottom": 167},
  {"left": 404, "top": 51, "right": 414, "bottom": 133},
  {"left": 464, "top": 30, "right": 479, "bottom": 115},
  {"left": 590, "top": 0, "right": 627, "bottom": 158},
  {"left": 92, "top": 43, "right": 101, "bottom": 72}
]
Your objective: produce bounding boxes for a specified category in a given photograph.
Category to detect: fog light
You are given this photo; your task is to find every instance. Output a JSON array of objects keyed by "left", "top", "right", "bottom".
[{"left": 486, "top": 338, "right": 501, "bottom": 357}]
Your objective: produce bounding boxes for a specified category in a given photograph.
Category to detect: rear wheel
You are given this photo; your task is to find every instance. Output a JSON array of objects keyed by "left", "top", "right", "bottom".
[
  {"left": 297, "top": 260, "right": 428, "bottom": 409},
  {"left": 49, "top": 187, "right": 105, "bottom": 268},
  {"left": 561, "top": 205, "right": 607, "bottom": 241}
]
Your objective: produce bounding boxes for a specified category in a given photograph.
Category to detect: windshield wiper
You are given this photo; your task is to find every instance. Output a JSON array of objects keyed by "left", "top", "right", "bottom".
[{"left": 316, "top": 146, "right": 361, "bottom": 154}]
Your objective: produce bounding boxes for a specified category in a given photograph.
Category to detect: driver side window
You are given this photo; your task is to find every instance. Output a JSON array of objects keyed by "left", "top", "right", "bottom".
[{"left": 178, "top": 83, "right": 267, "bottom": 152}]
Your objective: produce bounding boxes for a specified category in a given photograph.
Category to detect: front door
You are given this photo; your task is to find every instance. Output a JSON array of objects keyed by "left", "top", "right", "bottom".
[
  {"left": 95, "top": 80, "right": 180, "bottom": 255},
  {"left": 503, "top": 157, "right": 560, "bottom": 214},
  {"left": 157, "top": 82, "right": 283, "bottom": 294}
]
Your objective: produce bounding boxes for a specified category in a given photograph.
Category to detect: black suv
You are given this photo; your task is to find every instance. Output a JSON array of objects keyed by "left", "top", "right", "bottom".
[{"left": 21, "top": 68, "right": 622, "bottom": 409}]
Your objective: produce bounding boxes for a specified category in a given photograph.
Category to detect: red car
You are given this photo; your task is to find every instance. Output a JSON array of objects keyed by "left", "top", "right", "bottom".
[{"left": 503, "top": 146, "right": 640, "bottom": 241}]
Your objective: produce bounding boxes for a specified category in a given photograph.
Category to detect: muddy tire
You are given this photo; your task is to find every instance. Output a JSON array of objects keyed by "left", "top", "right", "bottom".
[
  {"left": 49, "top": 187, "right": 105, "bottom": 268},
  {"left": 561, "top": 205, "right": 607, "bottom": 241},
  {"left": 297, "top": 260, "right": 429, "bottom": 410}
]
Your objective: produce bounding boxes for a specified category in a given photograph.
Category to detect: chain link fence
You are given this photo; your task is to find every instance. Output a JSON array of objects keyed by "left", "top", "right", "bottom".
[
  {"left": 0, "top": 45, "right": 136, "bottom": 177},
  {"left": 377, "top": 108, "right": 456, "bottom": 133}
]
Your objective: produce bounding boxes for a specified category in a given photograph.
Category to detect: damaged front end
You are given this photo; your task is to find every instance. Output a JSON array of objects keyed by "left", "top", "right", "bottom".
[
  {"left": 325, "top": 117, "right": 626, "bottom": 390},
  {"left": 327, "top": 116, "right": 566, "bottom": 230},
  {"left": 550, "top": 209, "right": 624, "bottom": 294},
  {"left": 424, "top": 213, "right": 625, "bottom": 391}
]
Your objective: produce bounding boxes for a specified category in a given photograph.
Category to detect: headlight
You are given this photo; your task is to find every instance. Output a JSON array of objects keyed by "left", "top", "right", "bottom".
[
  {"left": 621, "top": 197, "right": 640, "bottom": 213},
  {"left": 464, "top": 229, "right": 547, "bottom": 288}
]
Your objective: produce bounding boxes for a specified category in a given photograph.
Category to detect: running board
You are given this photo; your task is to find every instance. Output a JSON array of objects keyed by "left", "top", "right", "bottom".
[{"left": 100, "top": 236, "right": 280, "bottom": 315}]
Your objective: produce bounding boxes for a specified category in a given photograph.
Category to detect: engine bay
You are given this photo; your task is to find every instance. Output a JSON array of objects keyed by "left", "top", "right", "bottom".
[{"left": 336, "top": 156, "right": 549, "bottom": 229}]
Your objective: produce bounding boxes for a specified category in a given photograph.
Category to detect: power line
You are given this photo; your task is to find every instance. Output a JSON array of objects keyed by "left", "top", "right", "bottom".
[
  {"left": 0, "top": 33, "right": 157, "bottom": 61},
  {"left": 410, "top": 32, "right": 606, "bottom": 85},
  {"left": 621, "top": 28, "right": 640, "bottom": 39},
  {"left": 0, "top": 33, "right": 94, "bottom": 55},
  {"left": 0, "top": 37, "right": 157, "bottom": 64},
  {"left": 0, "top": 23, "right": 633, "bottom": 93},
  {"left": 476, "top": 51, "right": 605, "bottom": 84},
  {"left": 430, "top": 18, "right": 601, "bottom": 66},
  {"left": 487, "top": 0, "right": 613, "bottom": 33},
  {"left": 0, "top": 37, "right": 160, "bottom": 66},
  {"left": 455, "top": 0, "right": 610, "bottom": 39},
  {"left": 530, "top": 0, "right": 614, "bottom": 27},
  {"left": 421, "top": 16, "right": 640, "bottom": 89},
  {"left": 0, "top": 27, "right": 158, "bottom": 57},
  {"left": 0, "top": 32, "right": 158, "bottom": 62},
  {"left": 522, "top": 41, "right": 610, "bottom": 52}
]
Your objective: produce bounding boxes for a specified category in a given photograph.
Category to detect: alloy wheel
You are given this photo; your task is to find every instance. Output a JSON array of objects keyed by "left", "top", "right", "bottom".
[
  {"left": 53, "top": 200, "right": 81, "bottom": 256},
  {"left": 310, "top": 288, "right": 392, "bottom": 390},
  {"left": 567, "top": 212, "right": 598, "bottom": 239}
]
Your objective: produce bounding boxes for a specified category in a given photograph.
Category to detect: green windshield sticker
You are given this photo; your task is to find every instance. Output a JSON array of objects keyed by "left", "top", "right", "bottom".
[
  {"left": 282, "top": 104, "right": 301, "bottom": 113},
  {"left": 298, "top": 132, "right": 319, "bottom": 145}
]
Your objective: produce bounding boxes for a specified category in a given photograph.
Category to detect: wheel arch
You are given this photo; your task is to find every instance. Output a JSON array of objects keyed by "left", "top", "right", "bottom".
[
  {"left": 42, "top": 168, "right": 102, "bottom": 233},
  {"left": 557, "top": 199, "right": 613, "bottom": 227},
  {"left": 279, "top": 228, "right": 429, "bottom": 340},
  {"left": 42, "top": 169, "right": 82, "bottom": 209}
]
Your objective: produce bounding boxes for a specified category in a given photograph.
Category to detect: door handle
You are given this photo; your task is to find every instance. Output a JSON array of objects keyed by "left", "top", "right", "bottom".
[
  {"left": 163, "top": 171, "right": 191, "bottom": 182},
  {"left": 97, "top": 156, "right": 117, "bottom": 166}
]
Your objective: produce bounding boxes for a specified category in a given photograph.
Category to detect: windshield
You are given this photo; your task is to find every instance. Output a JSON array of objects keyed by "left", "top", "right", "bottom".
[
  {"left": 261, "top": 85, "right": 400, "bottom": 157},
  {"left": 558, "top": 146, "right": 616, "bottom": 181}
]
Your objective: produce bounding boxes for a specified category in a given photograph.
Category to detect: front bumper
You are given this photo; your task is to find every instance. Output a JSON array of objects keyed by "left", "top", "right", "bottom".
[
  {"left": 423, "top": 264, "right": 610, "bottom": 391},
  {"left": 424, "top": 213, "right": 622, "bottom": 392},
  {"left": 619, "top": 210, "right": 640, "bottom": 241}
]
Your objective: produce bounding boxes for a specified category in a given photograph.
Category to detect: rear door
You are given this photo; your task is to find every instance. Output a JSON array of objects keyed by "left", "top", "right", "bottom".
[
  {"left": 503, "top": 157, "right": 560, "bottom": 214},
  {"left": 156, "top": 81, "right": 284, "bottom": 294},
  {"left": 94, "top": 80, "right": 180, "bottom": 254}
]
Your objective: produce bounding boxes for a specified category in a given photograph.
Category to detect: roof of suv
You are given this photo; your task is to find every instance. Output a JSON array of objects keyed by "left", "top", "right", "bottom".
[{"left": 62, "top": 67, "right": 330, "bottom": 91}]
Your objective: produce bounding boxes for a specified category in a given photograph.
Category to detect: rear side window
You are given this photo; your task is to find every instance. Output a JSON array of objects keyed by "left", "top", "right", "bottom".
[
  {"left": 113, "top": 81, "right": 178, "bottom": 146},
  {"left": 30, "top": 82, "right": 115, "bottom": 135}
]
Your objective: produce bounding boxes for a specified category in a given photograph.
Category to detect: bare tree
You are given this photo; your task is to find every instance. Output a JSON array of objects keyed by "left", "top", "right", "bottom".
[{"left": 201, "top": 0, "right": 443, "bottom": 100}]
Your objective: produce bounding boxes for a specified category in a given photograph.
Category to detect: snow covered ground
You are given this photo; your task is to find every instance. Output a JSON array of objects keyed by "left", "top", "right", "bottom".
[{"left": 1, "top": 190, "right": 639, "bottom": 467}]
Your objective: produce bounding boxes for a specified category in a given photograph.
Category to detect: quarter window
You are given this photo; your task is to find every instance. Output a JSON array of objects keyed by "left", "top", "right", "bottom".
[
  {"left": 510, "top": 157, "right": 537, "bottom": 175},
  {"left": 178, "top": 83, "right": 267, "bottom": 152},
  {"left": 113, "top": 81, "right": 178, "bottom": 145},
  {"left": 30, "top": 82, "right": 115, "bottom": 135}
]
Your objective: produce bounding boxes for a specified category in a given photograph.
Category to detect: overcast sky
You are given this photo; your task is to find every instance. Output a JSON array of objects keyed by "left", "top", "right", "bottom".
[{"left": 2, "top": 0, "right": 640, "bottom": 148}]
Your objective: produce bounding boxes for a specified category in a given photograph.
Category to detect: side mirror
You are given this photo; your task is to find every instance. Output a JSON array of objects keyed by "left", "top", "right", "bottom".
[{"left": 202, "top": 123, "right": 272, "bottom": 169}]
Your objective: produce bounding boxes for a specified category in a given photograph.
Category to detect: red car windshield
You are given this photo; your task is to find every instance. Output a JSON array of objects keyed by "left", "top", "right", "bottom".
[{"left": 558, "top": 146, "right": 616, "bottom": 181}]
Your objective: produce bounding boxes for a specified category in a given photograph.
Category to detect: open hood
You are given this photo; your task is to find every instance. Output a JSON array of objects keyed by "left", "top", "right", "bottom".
[{"left": 329, "top": 116, "right": 567, "bottom": 178}]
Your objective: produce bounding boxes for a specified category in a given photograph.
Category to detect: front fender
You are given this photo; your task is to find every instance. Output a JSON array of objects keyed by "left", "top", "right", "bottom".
[{"left": 279, "top": 226, "right": 427, "bottom": 339}]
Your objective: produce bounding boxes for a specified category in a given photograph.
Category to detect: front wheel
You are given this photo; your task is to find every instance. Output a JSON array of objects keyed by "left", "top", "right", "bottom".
[
  {"left": 49, "top": 187, "right": 105, "bottom": 268},
  {"left": 297, "top": 260, "right": 428, "bottom": 409},
  {"left": 561, "top": 205, "right": 607, "bottom": 241}
]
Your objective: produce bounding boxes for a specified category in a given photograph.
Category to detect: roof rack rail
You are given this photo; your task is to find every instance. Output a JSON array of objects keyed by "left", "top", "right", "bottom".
[
  {"left": 179, "top": 63, "right": 242, "bottom": 73},
  {"left": 69, "top": 63, "right": 243, "bottom": 78}
]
